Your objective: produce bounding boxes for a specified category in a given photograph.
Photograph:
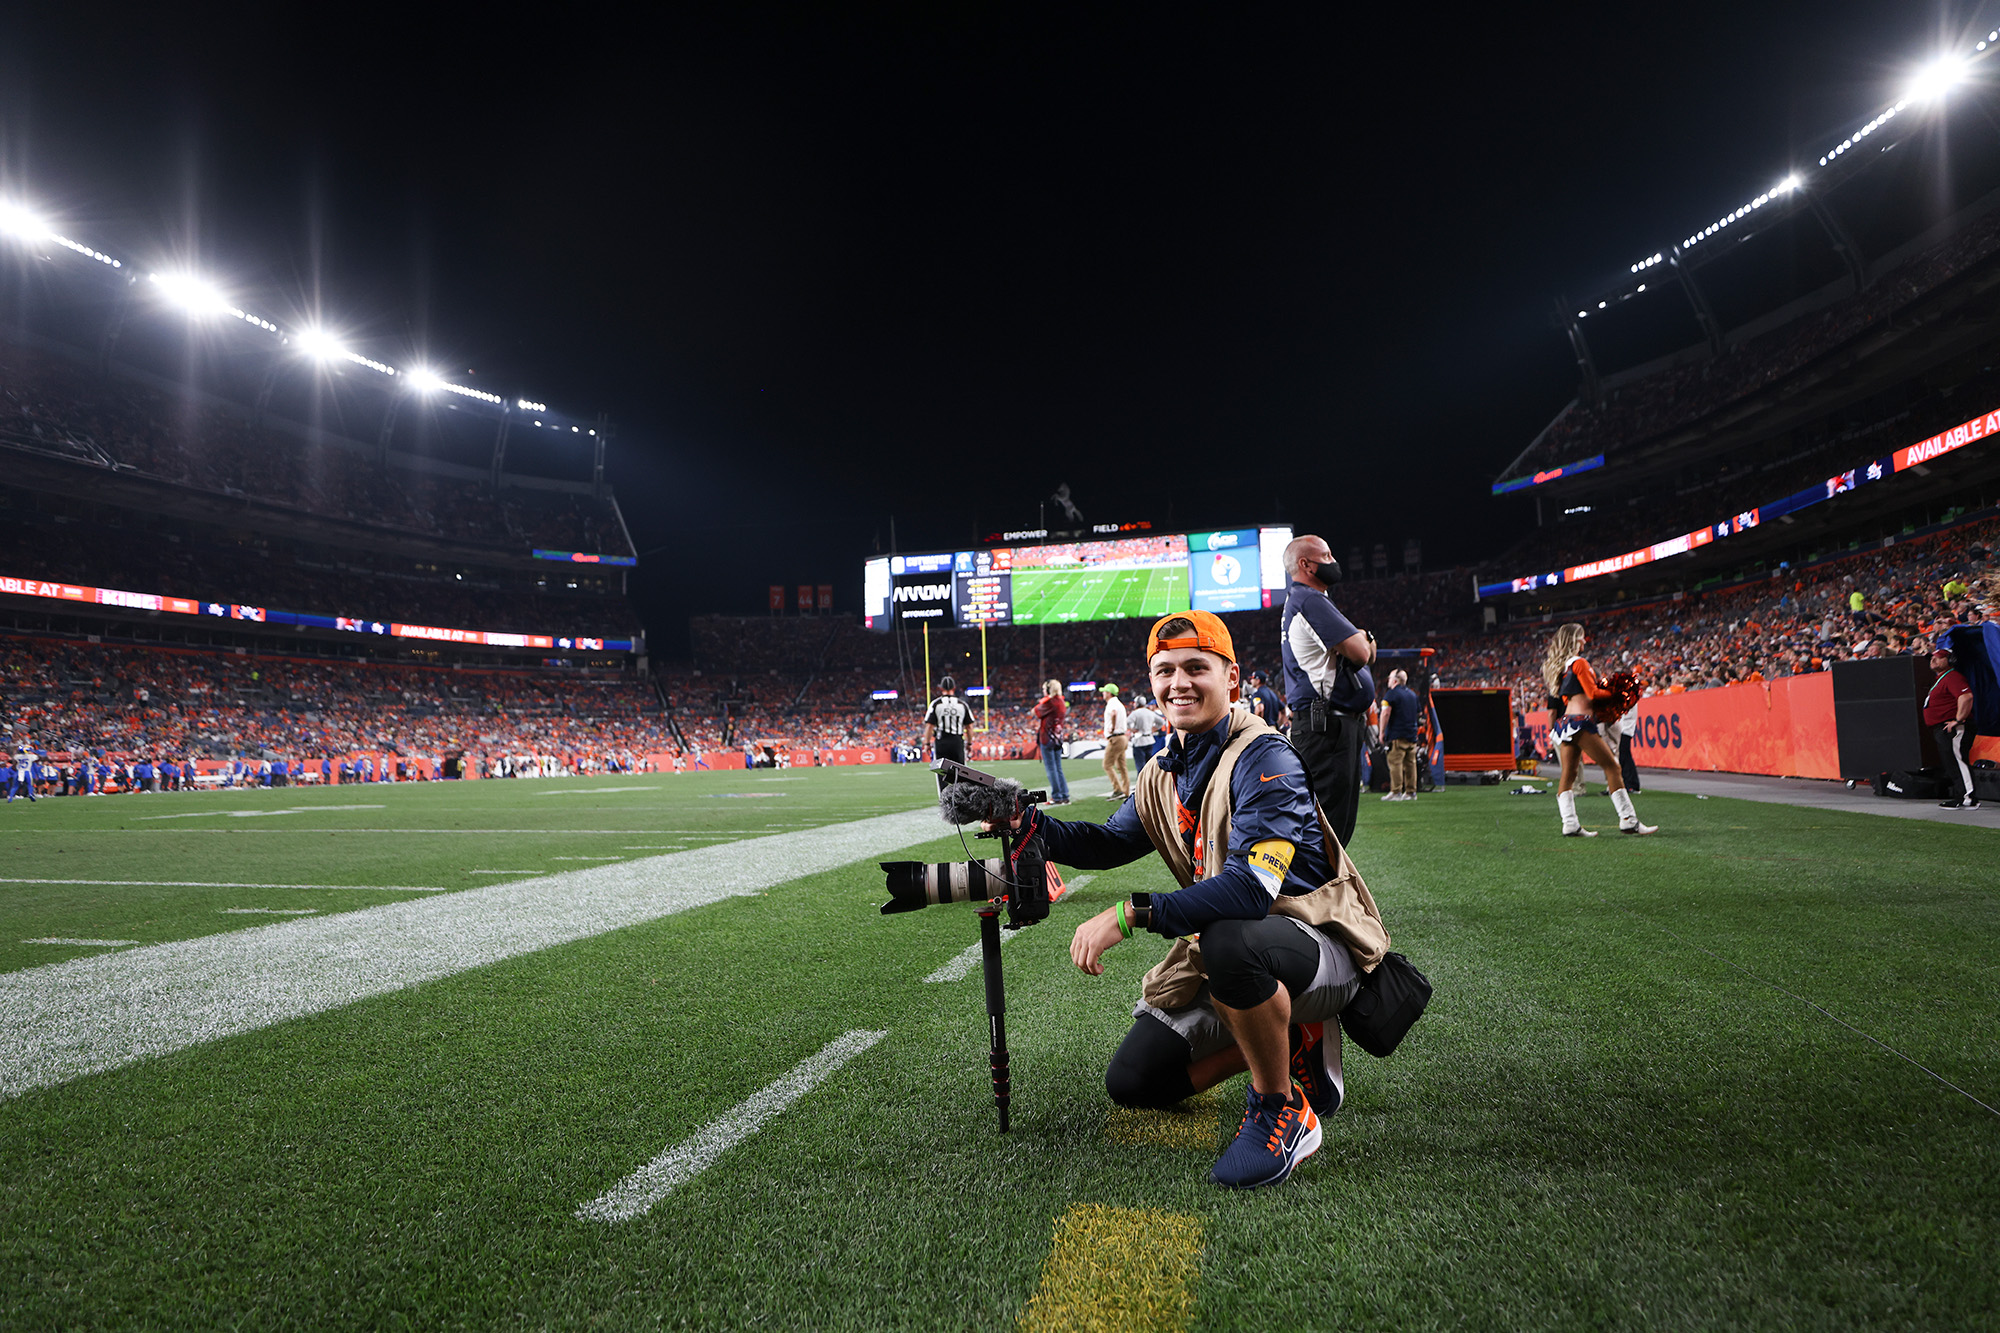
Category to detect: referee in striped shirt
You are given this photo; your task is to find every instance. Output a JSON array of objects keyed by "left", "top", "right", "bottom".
[{"left": 925, "top": 675, "right": 976, "bottom": 771}]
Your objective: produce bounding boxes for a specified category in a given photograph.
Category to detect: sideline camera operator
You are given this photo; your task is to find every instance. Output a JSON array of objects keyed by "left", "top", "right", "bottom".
[
  {"left": 995, "top": 610, "right": 1390, "bottom": 1189},
  {"left": 1279, "top": 534, "right": 1376, "bottom": 847}
]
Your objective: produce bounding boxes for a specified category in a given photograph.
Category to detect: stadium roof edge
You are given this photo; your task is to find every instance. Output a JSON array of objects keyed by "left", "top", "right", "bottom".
[{"left": 1500, "top": 178, "right": 2000, "bottom": 493}]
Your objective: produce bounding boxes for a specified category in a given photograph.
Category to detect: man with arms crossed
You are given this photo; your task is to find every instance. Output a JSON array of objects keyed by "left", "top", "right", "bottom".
[
  {"left": 1006, "top": 611, "right": 1388, "bottom": 1188},
  {"left": 1280, "top": 534, "right": 1375, "bottom": 846}
]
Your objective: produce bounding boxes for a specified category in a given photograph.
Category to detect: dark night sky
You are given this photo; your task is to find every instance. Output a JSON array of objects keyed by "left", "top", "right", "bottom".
[{"left": 3, "top": 2, "right": 1995, "bottom": 651}]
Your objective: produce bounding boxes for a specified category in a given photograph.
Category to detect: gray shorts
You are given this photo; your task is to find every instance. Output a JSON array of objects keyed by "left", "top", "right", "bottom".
[{"left": 1135, "top": 917, "right": 1360, "bottom": 1061}]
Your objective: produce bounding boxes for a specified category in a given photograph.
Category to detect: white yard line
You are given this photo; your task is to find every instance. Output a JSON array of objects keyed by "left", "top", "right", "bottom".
[
  {"left": 551, "top": 856, "right": 625, "bottom": 861},
  {"left": 0, "top": 807, "right": 955, "bottom": 1100},
  {"left": 0, "top": 878, "right": 449, "bottom": 892},
  {"left": 920, "top": 876, "right": 1093, "bottom": 983},
  {"left": 577, "top": 1029, "right": 889, "bottom": 1223},
  {"left": 221, "top": 909, "right": 320, "bottom": 916},
  {"left": 23, "top": 938, "right": 138, "bottom": 947}
]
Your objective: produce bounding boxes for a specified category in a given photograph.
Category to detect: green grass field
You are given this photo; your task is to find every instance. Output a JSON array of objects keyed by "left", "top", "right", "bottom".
[
  {"left": 1, "top": 768, "right": 1996, "bottom": 1330},
  {"left": 1012, "top": 564, "right": 1189, "bottom": 624}
]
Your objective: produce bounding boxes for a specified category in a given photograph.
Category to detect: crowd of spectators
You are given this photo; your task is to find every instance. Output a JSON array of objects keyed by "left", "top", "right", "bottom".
[
  {"left": 668, "top": 514, "right": 1998, "bottom": 758},
  {"left": 0, "top": 637, "right": 673, "bottom": 781},
  {"left": 0, "top": 334, "right": 631, "bottom": 555},
  {"left": 1436, "top": 514, "right": 1999, "bottom": 711},
  {"left": 1505, "top": 204, "right": 2000, "bottom": 482}
]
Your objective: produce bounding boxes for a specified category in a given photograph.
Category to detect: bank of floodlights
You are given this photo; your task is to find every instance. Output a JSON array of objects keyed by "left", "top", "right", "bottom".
[
  {"left": 0, "top": 192, "right": 578, "bottom": 427},
  {"left": 1576, "top": 33, "right": 1996, "bottom": 320}
]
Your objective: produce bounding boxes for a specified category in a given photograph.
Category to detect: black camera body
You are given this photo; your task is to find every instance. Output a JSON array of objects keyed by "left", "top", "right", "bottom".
[{"left": 879, "top": 759, "right": 1050, "bottom": 928}]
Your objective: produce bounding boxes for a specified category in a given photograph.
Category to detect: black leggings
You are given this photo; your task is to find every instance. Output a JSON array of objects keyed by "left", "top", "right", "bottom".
[{"left": 1104, "top": 917, "right": 1325, "bottom": 1109}]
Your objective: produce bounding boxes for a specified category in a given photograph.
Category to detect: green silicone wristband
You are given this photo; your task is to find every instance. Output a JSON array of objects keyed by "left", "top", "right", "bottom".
[{"left": 1116, "top": 900, "right": 1132, "bottom": 939}]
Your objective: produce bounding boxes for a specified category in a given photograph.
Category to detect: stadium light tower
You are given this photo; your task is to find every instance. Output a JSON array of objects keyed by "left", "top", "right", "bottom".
[
  {"left": 1906, "top": 54, "right": 1968, "bottom": 104},
  {"left": 0, "top": 201, "right": 51, "bottom": 242},
  {"left": 295, "top": 326, "right": 344, "bottom": 362},
  {"left": 149, "top": 271, "right": 228, "bottom": 317}
]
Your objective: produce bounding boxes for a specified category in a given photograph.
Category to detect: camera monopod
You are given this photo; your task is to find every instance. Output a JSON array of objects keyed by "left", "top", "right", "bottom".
[{"left": 879, "top": 760, "right": 1050, "bottom": 1132}]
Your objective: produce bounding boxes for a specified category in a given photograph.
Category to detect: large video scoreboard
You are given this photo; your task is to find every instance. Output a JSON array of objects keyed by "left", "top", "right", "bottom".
[{"left": 863, "top": 526, "right": 1293, "bottom": 630}]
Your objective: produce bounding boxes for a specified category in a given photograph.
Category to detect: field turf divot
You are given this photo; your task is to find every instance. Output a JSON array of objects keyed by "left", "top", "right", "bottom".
[
  {"left": 1018, "top": 1203, "right": 1202, "bottom": 1333},
  {"left": 0, "top": 805, "right": 949, "bottom": 1100},
  {"left": 576, "top": 1029, "right": 889, "bottom": 1223}
]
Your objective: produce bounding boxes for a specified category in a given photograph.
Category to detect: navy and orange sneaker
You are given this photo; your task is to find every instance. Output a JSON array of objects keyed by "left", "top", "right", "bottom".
[
  {"left": 1209, "top": 1080, "right": 1321, "bottom": 1189},
  {"left": 1289, "top": 1021, "right": 1344, "bottom": 1119}
]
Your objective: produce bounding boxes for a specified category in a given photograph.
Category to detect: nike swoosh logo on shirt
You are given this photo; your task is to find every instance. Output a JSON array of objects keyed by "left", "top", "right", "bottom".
[{"left": 1259, "top": 773, "right": 1279, "bottom": 782}]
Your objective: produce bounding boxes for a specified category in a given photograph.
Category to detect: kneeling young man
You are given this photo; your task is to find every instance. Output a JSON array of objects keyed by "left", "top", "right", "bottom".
[{"left": 1027, "top": 610, "right": 1389, "bottom": 1188}]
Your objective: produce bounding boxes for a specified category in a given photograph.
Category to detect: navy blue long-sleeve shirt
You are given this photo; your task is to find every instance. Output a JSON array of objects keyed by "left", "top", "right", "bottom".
[{"left": 1035, "top": 715, "right": 1333, "bottom": 937}]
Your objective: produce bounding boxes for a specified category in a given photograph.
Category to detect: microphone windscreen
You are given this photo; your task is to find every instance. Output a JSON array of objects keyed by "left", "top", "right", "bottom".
[{"left": 937, "top": 777, "right": 1025, "bottom": 825}]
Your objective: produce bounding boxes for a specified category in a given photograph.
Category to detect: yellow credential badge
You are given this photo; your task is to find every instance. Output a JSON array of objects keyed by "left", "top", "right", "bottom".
[{"left": 1246, "top": 838, "right": 1294, "bottom": 895}]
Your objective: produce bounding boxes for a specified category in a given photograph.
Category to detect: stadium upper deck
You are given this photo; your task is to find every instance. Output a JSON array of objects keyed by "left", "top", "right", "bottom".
[{"left": 0, "top": 193, "right": 645, "bottom": 664}]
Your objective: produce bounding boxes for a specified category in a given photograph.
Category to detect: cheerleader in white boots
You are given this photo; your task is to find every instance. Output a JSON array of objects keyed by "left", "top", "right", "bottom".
[{"left": 1540, "top": 623, "right": 1656, "bottom": 836}]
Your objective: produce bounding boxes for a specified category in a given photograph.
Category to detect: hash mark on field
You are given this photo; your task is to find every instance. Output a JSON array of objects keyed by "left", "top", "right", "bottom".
[
  {"left": 221, "top": 908, "right": 320, "bottom": 916},
  {"left": 1018, "top": 1204, "right": 1201, "bottom": 1333},
  {"left": 0, "top": 878, "right": 448, "bottom": 892},
  {"left": 577, "top": 1029, "right": 888, "bottom": 1223},
  {"left": 1106, "top": 1089, "right": 1222, "bottom": 1149},
  {"left": 23, "top": 939, "right": 139, "bottom": 948},
  {"left": 922, "top": 877, "right": 1092, "bottom": 983}
]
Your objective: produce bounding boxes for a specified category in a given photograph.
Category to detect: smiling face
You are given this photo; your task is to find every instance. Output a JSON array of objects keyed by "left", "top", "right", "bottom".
[{"left": 1149, "top": 646, "right": 1237, "bottom": 735}]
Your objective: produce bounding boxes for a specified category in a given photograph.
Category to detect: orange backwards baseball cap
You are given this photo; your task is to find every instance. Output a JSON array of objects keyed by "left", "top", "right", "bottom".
[{"left": 1145, "top": 610, "right": 1240, "bottom": 700}]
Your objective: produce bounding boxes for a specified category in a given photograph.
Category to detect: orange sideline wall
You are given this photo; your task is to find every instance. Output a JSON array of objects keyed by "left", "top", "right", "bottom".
[{"left": 1527, "top": 674, "right": 2000, "bottom": 778}]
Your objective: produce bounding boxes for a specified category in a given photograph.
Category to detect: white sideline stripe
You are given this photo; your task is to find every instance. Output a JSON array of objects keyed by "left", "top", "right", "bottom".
[
  {"left": 537, "top": 786, "right": 667, "bottom": 796},
  {"left": 221, "top": 909, "right": 320, "bottom": 916},
  {"left": 24, "top": 939, "right": 139, "bottom": 948},
  {"left": 921, "top": 876, "right": 1093, "bottom": 983},
  {"left": 577, "top": 1029, "right": 888, "bottom": 1223},
  {"left": 0, "top": 878, "right": 448, "bottom": 892},
  {"left": 551, "top": 856, "right": 624, "bottom": 861},
  {"left": 0, "top": 807, "right": 952, "bottom": 1100},
  {"left": 467, "top": 870, "right": 545, "bottom": 875},
  {"left": 141, "top": 805, "right": 386, "bottom": 820}
]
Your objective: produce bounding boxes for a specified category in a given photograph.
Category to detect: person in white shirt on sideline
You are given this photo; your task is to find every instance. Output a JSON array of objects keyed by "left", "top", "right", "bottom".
[
  {"left": 1127, "top": 696, "right": 1163, "bottom": 771},
  {"left": 1100, "top": 682, "right": 1132, "bottom": 799}
]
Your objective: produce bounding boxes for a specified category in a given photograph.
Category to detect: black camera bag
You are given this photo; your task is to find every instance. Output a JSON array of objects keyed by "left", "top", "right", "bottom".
[{"left": 1339, "top": 950, "right": 1432, "bottom": 1057}]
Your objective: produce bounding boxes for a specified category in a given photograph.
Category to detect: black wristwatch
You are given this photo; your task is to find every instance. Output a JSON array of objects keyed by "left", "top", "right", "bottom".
[{"left": 1129, "top": 892, "right": 1152, "bottom": 931}]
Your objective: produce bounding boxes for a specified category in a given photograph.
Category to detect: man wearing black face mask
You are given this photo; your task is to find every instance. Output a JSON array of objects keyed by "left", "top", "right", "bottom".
[{"left": 1280, "top": 533, "right": 1376, "bottom": 847}]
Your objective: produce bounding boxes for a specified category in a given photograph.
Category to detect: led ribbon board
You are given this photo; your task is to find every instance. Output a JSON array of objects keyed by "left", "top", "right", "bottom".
[
  {"left": 1491, "top": 454, "right": 1605, "bottom": 496},
  {"left": 533, "top": 550, "right": 637, "bottom": 566},
  {"left": 0, "top": 576, "right": 635, "bottom": 652}
]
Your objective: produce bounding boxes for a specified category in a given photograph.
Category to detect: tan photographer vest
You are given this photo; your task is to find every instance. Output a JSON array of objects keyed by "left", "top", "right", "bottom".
[{"left": 1131, "top": 705, "right": 1391, "bottom": 1010}]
